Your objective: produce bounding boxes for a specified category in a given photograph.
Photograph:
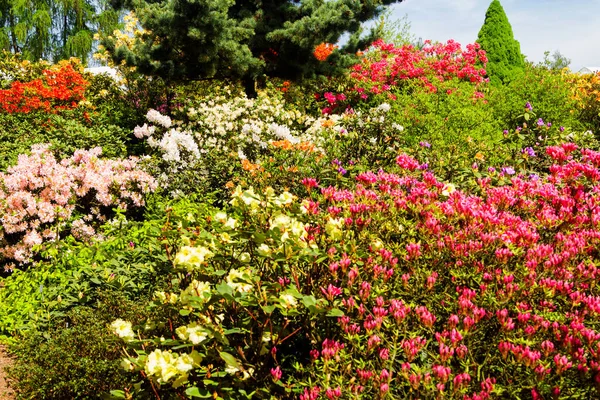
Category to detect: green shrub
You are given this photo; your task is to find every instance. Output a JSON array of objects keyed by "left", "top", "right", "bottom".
[
  {"left": 0, "top": 194, "right": 211, "bottom": 337},
  {"left": 489, "top": 63, "right": 582, "bottom": 132},
  {"left": 0, "top": 111, "right": 130, "bottom": 171},
  {"left": 7, "top": 292, "right": 147, "bottom": 399}
]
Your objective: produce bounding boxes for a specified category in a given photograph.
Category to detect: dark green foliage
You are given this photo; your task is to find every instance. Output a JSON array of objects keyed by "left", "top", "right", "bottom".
[
  {"left": 104, "top": 0, "right": 405, "bottom": 94},
  {"left": 0, "top": 111, "right": 130, "bottom": 171},
  {"left": 476, "top": 0, "right": 524, "bottom": 85},
  {"left": 6, "top": 292, "right": 146, "bottom": 399},
  {"left": 85, "top": 73, "right": 146, "bottom": 130}
]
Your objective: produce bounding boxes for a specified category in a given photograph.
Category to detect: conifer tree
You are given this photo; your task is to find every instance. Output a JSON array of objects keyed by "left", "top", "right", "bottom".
[
  {"left": 476, "top": 0, "right": 524, "bottom": 85},
  {"left": 104, "top": 0, "right": 405, "bottom": 96}
]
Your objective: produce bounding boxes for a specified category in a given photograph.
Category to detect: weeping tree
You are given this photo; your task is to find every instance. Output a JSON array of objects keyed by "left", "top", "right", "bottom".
[
  {"left": 0, "top": 0, "right": 119, "bottom": 61},
  {"left": 103, "top": 0, "right": 406, "bottom": 96}
]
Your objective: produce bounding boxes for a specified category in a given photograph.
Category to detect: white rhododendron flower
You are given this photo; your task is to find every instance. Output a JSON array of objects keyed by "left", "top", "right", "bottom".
[
  {"left": 226, "top": 268, "right": 254, "bottom": 293},
  {"left": 257, "top": 243, "right": 271, "bottom": 257},
  {"left": 133, "top": 123, "right": 155, "bottom": 139},
  {"left": 214, "top": 211, "right": 227, "bottom": 223},
  {"left": 156, "top": 129, "right": 200, "bottom": 163},
  {"left": 180, "top": 280, "right": 212, "bottom": 304},
  {"left": 442, "top": 183, "right": 457, "bottom": 197},
  {"left": 280, "top": 293, "right": 298, "bottom": 308},
  {"left": 225, "top": 364, "right": 240, "bottom": 375},
  {"left": 176, "top": 322, "right": 210, "bottom": 345},
  {"left": 143, "top": 349, "right": 201, "bottom": 384},
  {"left": 146, "top": 109, "right": 172, "bottom": 128},
  {"left": 174, "top": 245, "right": 214, "bottom": 271},
  {"left": 230, "top": 186, "right": 261, "bottom": 211},
  {"left": 111, "top": 319, "right": 135, "bottom": 341},
  {"left": 377, "top": 102, "right": 391, "bottom": 113}
]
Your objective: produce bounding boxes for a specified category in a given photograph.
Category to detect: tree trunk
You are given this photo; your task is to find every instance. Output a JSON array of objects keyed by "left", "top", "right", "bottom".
[
  {"left": 243, "top": 76, "right": 257, "bottom": 99},
  {"left": 9, "top": 11, "right": 19, "bottom": 53}
]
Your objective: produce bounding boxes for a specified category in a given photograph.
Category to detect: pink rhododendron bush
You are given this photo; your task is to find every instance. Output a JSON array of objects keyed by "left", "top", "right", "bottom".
[
  {"left": 0, "top": 145, "right": 156, "bottom": 269},
  {"left": 319, "top": 39, "right": 488, "bottom": 114},
  {"left": 107, "top": 144, "right": 600, "bottom": 399}
]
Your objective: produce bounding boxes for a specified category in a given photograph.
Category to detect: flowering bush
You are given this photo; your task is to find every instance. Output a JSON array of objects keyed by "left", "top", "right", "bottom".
[
  {"left": 0, "top": 145, "right": 156, "bottom": 269},
  {"left": 565, "top": 70, "right": 600, "bottom": 133},
  {"left": 299, "top": 147, "right": 600, "bottom": 398},
  {"left": 355, "top": 39, "right": 487, "bottom": 88},
  {"left": 0, "top": 62, "right": 89, "bottom": 113},
  {"left": 133, "top": 91, "right": 320, "bottom": 195},
  {"left": 105, "top": 142, "right": 600, "bottom": 398},
  {"left": 480, "top": 62, "right": 583, "bottom": 138},
  {"left": 108, "top": 186, "right": 321, "bottom": 398},
  {"left": 0, "top": 52, "right": 57, "bottom": 87},
  {"left": 319, "top": 39, "right": 488, "bottom": 114},
  {"left": 3, "top": 30, "right": 600, "bottom": 400}
]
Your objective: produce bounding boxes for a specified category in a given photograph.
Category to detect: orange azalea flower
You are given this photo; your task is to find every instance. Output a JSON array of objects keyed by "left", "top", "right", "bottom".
[
  {"left": 321, "top": 119, "right": 335, "bottom": 128},
  {"left": 280, "top": 81, "right": 291, "bottom": 93},
  {"left": 0, "top": 64, "right": 88, "bottom": 114},
  {"left": 314, "top": 43, "right": 337, "bottom": 61},
  {"left": 271, "top": 140, "right": 316, "bottom": 153},
  {"left": 241, "top": 159, "right": 263, "bottom": 173},
  {"left": 297, "top": 141, "right": 316, "bottom": 152},
  {"left": 271, "top": 140, "right": 294, "bottom": 150}
]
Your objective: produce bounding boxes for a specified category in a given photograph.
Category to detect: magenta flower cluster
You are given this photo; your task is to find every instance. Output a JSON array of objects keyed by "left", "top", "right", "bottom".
[{"left": 299, "top": 143, "right": 600, "bottom": 397}]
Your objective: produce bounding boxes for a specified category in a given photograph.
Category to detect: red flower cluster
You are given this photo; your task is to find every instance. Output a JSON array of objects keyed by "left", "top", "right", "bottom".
[
  {"left": 351, "top": 39, "right": 488, "bottom": 93},
  {"left": 0, "top": 64, "right": 89, "bottom": 113},
  {"left": 319, "top": 39, "right": 488, "bottom": 113}
]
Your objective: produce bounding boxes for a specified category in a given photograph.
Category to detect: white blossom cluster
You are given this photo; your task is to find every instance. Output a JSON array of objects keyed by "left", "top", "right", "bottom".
[
  {"left": 183, "top": 91, "right": 314, "bottom": 158},
  {"left": 146, "top": 109, "right": 172, "bottom": 128},
  {"left": 147, "top": 128, "right": 200, "bottom": 165}
]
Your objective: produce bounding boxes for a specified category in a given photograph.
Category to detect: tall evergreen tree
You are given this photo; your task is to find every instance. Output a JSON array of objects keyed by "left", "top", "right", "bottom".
[
  {"left": 0, "top": 0, "right": 118, "bottom": 61},
  {"left": 104, "top": 0, "right": 405, "bottom": 96},
  {"left": 476, "top": 0, "right": 524, "bottom": 85}
]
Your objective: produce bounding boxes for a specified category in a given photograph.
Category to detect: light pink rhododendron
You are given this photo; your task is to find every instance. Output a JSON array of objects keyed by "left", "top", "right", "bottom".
[{"left": 0, "top": 145, "right": 156, "bottom": 268}]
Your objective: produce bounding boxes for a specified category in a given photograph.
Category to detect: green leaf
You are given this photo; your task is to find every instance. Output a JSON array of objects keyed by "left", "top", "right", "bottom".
[
  {"left": 179, "top": 309, "right": 191, "bottom": 316},
  {"left": 216, "top": 282, "right": 233, "bottom": 299},
  {"left": 301, "top": 295, "right": 317, "bottom": 308},
  {"left": 185, "top": 387, "right": 212, "bottom": 398},
  {"left": 219, "top": 351, "right": 240, "bottom": 369},
  {"left": 108, "top": 390, "right": 126, "bottom": 398},
  {"left": 262, "top": 304, "right": 276, "bottom": 314},
  {"left": 326, "top": 308, "right": 344, "bottom": 317}
]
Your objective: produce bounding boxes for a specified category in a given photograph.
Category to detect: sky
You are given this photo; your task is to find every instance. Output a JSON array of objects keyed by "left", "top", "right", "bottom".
[{"left": 386, "top": 0, "right": 600, "bottom": 72}]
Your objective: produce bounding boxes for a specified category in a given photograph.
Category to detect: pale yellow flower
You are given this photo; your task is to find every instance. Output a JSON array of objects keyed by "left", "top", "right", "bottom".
[{"left": 111, "top": 319, "right": 135, "bottom": 341}]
